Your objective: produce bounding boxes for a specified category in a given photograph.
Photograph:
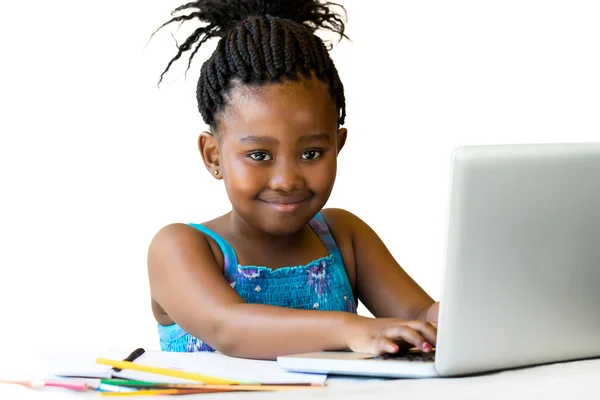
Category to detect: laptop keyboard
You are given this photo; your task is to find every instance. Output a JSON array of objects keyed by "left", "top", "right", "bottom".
[{"left": 373, "top": 350, "right": 436, "bottom": 362}]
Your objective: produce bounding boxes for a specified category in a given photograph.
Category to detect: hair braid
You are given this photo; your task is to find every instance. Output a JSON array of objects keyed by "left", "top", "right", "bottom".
[
  {"left": 243, "top": 22, "right": 264, "bottom": 77},
  {"left": 156, "top": 0, "right": 348, "bottom": 129},
  {"left": 257, "top": 18, "right": 277, "bottom": 80}
]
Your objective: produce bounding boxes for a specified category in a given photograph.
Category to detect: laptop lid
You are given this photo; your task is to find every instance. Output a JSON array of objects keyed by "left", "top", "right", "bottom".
[{"left": 435, "top": 143, "right": 600, "bottom": 376}]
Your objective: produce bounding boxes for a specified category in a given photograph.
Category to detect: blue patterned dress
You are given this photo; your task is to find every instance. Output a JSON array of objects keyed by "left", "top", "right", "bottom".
[{"left": 158, "top": 212, "right": 357, "bottom": 352}]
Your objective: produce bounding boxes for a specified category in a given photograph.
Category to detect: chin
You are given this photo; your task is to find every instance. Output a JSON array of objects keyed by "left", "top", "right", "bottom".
[{"left": 254, "top": 201, "right": 323, "bottom": 235}]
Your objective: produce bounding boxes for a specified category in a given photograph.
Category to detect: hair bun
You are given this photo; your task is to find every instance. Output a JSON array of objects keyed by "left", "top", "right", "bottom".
[
  {"left": 165, "top": 0, "right": 346, "bottom": 38},
  {"left": 155, "top": 0, "right": 349, "bottom": 126}
]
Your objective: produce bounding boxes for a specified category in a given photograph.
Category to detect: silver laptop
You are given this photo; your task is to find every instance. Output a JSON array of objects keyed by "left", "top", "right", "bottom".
[{"left": 278, "top": 143, "right": 600, "bottom": 378}]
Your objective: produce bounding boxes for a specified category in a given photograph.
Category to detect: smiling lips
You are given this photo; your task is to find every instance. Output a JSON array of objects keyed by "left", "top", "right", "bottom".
[{"left": 259, "top": 194, "right": 312, "bottom": 213}]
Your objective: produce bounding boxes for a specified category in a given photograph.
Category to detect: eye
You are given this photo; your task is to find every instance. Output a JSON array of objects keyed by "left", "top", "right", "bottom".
[
  {"left": 248, "top": 151, "right": 273, "bottom": 161},
  {"left": 301, "top": 150, "right": 323, "bottom": 160}
]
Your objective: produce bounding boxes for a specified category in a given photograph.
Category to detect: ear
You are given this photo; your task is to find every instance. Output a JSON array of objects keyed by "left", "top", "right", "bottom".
[
  {"left": 198, "top": 131, "right": 222, "bottom": 179},
  {"left": 336, "top": 128, "right": 348, "bottom": 155}
]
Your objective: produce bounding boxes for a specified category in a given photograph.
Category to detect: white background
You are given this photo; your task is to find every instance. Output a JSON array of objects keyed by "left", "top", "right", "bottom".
[{"left": 0, "top": 0, "right": 598, "bottom": 355}]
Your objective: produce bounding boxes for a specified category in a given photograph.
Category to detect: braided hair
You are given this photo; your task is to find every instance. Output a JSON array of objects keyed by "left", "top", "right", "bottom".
[{"left": 155, "top": 0, "right": 348, "bottom": 131}]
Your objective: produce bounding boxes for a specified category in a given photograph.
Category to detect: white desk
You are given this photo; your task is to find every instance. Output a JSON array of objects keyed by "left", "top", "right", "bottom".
[{"left": 2, "top": 353, "right": 600, "bottom": 399}]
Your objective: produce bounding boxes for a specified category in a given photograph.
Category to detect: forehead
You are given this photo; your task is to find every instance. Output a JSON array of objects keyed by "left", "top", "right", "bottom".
[{"left": 217, "top": 77, "right": 338, "bottom": 140}]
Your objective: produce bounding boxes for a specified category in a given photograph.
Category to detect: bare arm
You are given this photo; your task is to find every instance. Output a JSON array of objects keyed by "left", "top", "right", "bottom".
[
  {"left": 148, "top": 223, "right": 437, "bottom": 359},
  {"left": 322, "top": 209, "right": 439, "bottom": 322},
  {"left": 148, "top": 223, "right": 350, "bottom": 359}
]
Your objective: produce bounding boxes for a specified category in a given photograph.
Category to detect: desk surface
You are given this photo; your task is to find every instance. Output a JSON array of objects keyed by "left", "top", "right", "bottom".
[{"left": 2, "top": 353, "right": 600, "bottom": 399}]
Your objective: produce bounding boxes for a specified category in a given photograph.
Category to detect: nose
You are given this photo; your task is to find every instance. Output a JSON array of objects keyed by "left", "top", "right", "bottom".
[{"left": 268, "top": 158, "right": 306, "bottom": 193}]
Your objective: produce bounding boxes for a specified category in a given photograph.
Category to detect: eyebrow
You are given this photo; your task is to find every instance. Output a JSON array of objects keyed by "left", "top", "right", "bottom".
[
  {"left": 239, "top": 132, "right": 331, "bottom": 145},
  {"left": 297, "top": 132, "right": 331, "bottom": 144},
  {"left": 239, "top": 135, "right": 279, "bottom": 145}
]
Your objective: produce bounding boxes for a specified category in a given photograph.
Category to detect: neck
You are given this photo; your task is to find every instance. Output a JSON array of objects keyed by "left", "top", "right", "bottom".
[{"left": 227, "top": 210, "right": 307, "bottom": 250}]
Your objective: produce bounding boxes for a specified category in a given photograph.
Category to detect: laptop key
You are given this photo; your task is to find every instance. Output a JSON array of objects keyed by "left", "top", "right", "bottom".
[{"left": 373, "top": 350, "right": 436, "bottom": 362}]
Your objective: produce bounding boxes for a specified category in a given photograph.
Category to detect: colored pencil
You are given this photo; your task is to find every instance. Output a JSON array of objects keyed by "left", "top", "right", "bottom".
[
  {"left": 102, "top": 382, "right": 320, "bottom": 391},
  {"left": 100, "top": 379, "right": 157, "bottom": 388},
  {"left": 198, "top": 384, "right": 322, "bottom": 391},
  {"left": 97, "top": 385, "right": 323, "bottom": 397},
  {"left": 99, "top": 378, "right": 320, "bottom": 389},
  {"left": 96, "top": 358, "right": 239, "bottom": 385},
  {"left": 0, "top": 379, "right": 88, "bottom": 391},
  {"left": 97, "top": 388, "right": 235, "bottom": 397},
  {"left": 97, "top": 383, "right": 139, "bottom": 393}
]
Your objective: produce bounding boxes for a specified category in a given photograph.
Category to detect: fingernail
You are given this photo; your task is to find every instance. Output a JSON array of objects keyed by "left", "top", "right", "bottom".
[{"left": 422, "top": 343, "right": 432, "bottom": 351}]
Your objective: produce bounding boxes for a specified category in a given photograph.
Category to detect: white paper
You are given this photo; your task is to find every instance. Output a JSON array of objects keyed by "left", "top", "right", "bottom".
[
  {"left": 28, "top": 349, "right": 128, "bottom": 379},
  {"left": 23, "top": 350, "right": 327, "bottom": 386}
]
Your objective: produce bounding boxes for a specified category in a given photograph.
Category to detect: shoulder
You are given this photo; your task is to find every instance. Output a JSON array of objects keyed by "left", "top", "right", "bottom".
[
  {"left": 318, "top": 208, "right": 368, "bottom": 289},
  {"left": 149, "top": 223, "right": 205, "bottom": 251},
  {"left": 319, "top": 208, "right": 369, "bottom": 239},
  {"left": 147, "top": 223, "right": 224, "bottom": 271},
  {"left": 319, "top": 207, "right": 382, "bottom": 263}
]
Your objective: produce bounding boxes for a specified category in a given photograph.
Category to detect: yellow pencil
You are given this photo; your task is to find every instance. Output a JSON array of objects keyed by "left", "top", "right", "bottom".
[{"left": 96, "top": 358, "right": 239, "bottom": 385}]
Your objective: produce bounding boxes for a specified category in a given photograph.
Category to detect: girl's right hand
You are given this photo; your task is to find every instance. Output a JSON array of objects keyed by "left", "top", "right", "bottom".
[{"left": 343, "top": 315, "right": 437, "bottom": 355}]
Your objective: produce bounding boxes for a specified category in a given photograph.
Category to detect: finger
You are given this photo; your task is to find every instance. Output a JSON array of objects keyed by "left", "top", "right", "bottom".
[
  {"left": 376, "top": 337, "right": 399, "bottom": 355},
  {"left": 406, "top": 321, "right": 438, "bottom": 347},
  {"left": 383, "top": 326, "right": 431, "bottom": 352}
]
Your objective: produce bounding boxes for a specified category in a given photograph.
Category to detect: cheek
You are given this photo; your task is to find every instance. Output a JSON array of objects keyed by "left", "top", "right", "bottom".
[
  {"left": 309, "top": 159, "right": 337, "bottom": 191},
  {"left": 223, "top": 156, "right": 264, "bottom": 196}
]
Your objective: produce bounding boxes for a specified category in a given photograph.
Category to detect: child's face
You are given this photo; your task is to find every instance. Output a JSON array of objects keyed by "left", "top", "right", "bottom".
[{"left": 203, "top": 77, "right": 346, "bottom": 235}]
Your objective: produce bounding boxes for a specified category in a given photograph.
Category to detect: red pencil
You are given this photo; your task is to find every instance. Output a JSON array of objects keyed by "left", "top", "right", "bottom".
[{"left": 0, "top": 379, "right": 88, "bottom": 391}]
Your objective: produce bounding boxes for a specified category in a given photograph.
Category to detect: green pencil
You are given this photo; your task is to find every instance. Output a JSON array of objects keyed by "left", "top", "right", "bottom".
[
  {"left": 101, "top": 379, "right": 226, "bottom": 389},
  {"left": 100, "top": 379, "right": 157, "bottom": 388},
  {"left": 99, "top": 379, "right": 320, "bottom": 391}
]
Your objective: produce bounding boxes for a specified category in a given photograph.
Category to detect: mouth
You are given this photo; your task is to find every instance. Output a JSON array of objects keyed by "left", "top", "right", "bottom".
[{"left": 259, "top": 195, "right": 312, "bottom": 213}]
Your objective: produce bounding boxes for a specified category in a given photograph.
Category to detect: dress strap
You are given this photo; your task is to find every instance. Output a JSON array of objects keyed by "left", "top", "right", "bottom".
[
  {"left": 189, "top": 223, "right": 238, "bottom": 285},
  {"left": 309, "top": 212, "right": 343, "bottom": 260}
]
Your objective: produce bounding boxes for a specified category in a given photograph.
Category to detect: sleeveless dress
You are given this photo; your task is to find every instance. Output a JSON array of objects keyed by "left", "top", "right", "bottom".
[{"left": 158, "top": 212, "right": 358, "bottom": 352}]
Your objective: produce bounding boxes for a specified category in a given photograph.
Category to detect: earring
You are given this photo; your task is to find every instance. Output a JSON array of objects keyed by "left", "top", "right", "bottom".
[{"left": 213, "top": 170, "right": 219, "bottom": 176}]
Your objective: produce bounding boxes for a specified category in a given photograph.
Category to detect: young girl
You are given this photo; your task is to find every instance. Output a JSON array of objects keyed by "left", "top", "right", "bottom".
[{"left": 148, "top": 0, "right": 439, "bottom": 360}]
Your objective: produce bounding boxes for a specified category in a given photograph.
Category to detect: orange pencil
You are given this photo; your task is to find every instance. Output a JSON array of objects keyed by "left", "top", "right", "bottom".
[{"left": 97, "top": 386, "right": 322, "bottom": 397}]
